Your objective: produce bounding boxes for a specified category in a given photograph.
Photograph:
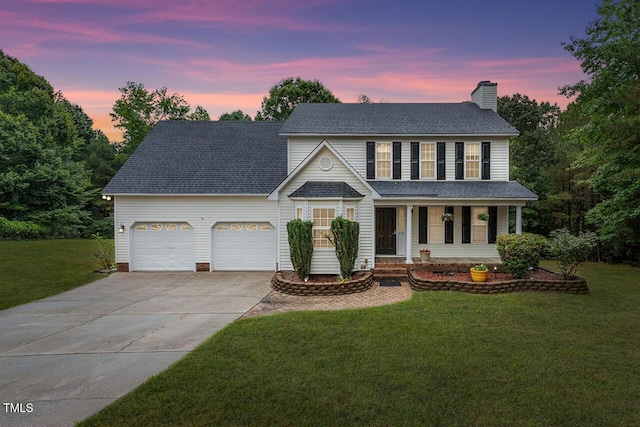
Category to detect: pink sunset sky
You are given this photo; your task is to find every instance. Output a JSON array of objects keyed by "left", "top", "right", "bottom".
[{"left": 1, "top": 0, "right": 600, "bottom": 141}]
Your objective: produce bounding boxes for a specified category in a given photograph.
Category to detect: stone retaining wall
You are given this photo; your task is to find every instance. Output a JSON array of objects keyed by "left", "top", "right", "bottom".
[
  {"left": 408, "top": 269, "right": 589, "bottom": 294},
  {"left": 271, "top": 271, "right": 374, "bottom": 296}
]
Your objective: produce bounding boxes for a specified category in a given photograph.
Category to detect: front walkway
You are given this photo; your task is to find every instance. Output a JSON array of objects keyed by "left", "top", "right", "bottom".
[{"left": 243, "top": 281, "right": 413, "bottom": 317}]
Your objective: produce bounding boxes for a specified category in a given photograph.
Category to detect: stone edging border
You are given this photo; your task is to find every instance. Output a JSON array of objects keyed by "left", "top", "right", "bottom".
[
  {"left": 271, "top": 271, "right": 374, "bottom": 296},
  {"left": 408, "top": 268, "right": 589, "bottom": 294}
]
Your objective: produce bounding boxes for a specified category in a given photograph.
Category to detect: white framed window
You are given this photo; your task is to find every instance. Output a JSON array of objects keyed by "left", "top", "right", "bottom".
[
  {"left": 472, "top": 207, "right": 488, "bottom": 243},
  {"left": 421, "top": 143, "right": 435, "bottom": 179},
  {"left": 166, "top": 224, "right": 177, "bottom": 231},
  {"left": 466, "top": 143, "right": 480, "bottom": 179},
  {"left": 246, "top": 224, "right": 258, "bottom": 231},
  {"left": 261, "top": 224, "right": 272, "bottom": 231},
  {"left": 216, "top": 224, "right": 227, "bottom": 231},
  {"left": 295, "top": 207, "right": 304, "bottom": 220},
  {"left": 346, "top": 207, "right": 355, "bottom": 221},
  {"left": 181, "top": 224, "right": 192, "bottom": 231},
  {"left": 376, "top": 142, "right": 391, "bottom": 178},
  {"left": 151, "top": 224, "right": 162, "bottom": 231},
  {"left": 231, "top": 224, "right": 242, "bottom": 231},
  {"left": 135, "top": 224, "right": 147, "bottom": 231},
  {"left": 428, "top": 207, "right": 444, "bottom": 243},
  {"left": 312, "top": 208, "right": 335, "bottom": 248}
]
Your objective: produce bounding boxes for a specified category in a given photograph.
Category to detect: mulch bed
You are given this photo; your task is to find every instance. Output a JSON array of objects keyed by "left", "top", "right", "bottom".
[
  {"left": 415, "top": 269, "right": 563, "bottom": 282},
  {"left": 280, "top": 271, "right": 369, "bottom": 283}
]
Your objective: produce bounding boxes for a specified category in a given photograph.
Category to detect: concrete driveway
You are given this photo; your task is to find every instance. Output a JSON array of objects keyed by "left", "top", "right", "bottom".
[{"left": 0, "top": 271, "right": 272, "bottom": 427}]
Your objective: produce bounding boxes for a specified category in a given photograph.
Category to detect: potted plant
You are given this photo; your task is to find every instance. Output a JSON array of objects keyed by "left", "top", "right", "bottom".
[
  {"left": 420, "top": 248, "right": 431, "bottom": 262},
  {"left": 477, "top": 212, "right": 489, "bottom": 221},
  {"left": 441, "top": 212, "right": 453, "bottom": 222},
  {"left": 470, "top": 263, "right": 488, "bottom": 282}
]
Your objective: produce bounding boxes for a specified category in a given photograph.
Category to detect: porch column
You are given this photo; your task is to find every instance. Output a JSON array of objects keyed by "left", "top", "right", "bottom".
[
  {"left": 516, "top": 205, "right": 523, "bottom": 235},
  {"left": 405, "top": 205, "right": 413, "bottom": 264}
]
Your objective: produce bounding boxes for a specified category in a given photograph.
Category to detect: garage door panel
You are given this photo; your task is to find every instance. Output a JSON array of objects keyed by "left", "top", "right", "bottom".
[
  {"left": 213, "top": 222, "right": 275, "bottom": 271},
  {"left": 132, "top": 223, "right": 194, "bottom": 271}
]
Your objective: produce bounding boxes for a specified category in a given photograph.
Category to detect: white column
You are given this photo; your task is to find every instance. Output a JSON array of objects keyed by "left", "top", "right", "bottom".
[
  {"left": 405, "top": 205, "right": 413, "bottom": 264},
  {"left": 516, "top": 205, "right": 523, "bottom": 235}
]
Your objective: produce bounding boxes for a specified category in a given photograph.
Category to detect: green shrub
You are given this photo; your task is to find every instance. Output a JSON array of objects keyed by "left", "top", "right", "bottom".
[
  {"left": 548, "top": 228, "right": 598, "bottom": 279},
  {"left": 0, "top": 217, "right": 49, "bottom": 240},
  {"left": 496, "top": 233, "right": 547, "bottom": 278},
  {"left": 326, "top": 217, "right": 360, "bottom": 281},
  {"left": 92, "top": 232, "right": 115, "bottom": 270},
  {"left": 286, "top": 219, "right": 314, "bottom": 280}
]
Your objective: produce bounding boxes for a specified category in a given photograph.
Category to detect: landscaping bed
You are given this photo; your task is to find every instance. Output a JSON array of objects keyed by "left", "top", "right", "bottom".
[
  {"left": 272, "top": 270, "right": 374, "bottom": 296},
  {"left": 409, "top": 268, "right": 588, "bottom": 294}
]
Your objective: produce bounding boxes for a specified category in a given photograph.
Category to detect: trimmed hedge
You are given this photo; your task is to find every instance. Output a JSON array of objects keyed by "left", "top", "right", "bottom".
[
  {"left": 286, "top": 219, "right": 314, "bottom": 280},
  {"left": 0, "top": 217, "right": 49, "bottom": 240},
  {"left": 496, "top": 233, "right": 547, "bottom": 279}
]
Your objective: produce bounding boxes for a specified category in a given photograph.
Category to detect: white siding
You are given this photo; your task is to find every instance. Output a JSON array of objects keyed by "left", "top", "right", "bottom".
[
  {"left": 288, "top": 136, "right": 510, "bottom": 182},
  {"left": 279, "top": 146, "right": 374, "bottom": 275},
  {"left": 114, "top": 196, "right": 278, "bottom": 268}
]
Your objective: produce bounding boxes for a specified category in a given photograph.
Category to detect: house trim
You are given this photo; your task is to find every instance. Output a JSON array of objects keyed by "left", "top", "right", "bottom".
[{"left": 268, "top": 139, "right": 381, "bottom": 201}]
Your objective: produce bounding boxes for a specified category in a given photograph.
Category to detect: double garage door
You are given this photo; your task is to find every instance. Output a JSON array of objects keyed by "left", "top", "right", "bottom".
[{"left": 131, "top": 222, "right": 275, "bottom": 271}]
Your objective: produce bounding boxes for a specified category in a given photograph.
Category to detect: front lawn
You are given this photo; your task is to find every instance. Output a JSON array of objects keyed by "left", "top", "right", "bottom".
[
  {"left": 81, "top": 262, "right": 640, "bottom": 426},
  {"left": 0, "top": 239, "right": 107, "bottom": 310}
]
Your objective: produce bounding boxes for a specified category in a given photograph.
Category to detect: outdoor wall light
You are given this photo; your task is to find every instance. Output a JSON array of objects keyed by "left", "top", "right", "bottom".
[
  {"left": 101, "top": 195, "right": 112, "bottom": 201},
  {"left": 118, "top": 224, "right": 125, "bottom": 233}
]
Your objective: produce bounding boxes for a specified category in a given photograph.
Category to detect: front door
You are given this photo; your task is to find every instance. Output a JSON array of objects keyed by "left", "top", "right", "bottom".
[{"left": 376, "top": 208, "right": 396, "bottom": 255}]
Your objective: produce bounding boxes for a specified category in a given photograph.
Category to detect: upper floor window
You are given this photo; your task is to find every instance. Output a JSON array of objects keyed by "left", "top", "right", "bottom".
[
  {"left": 421, "top": 143, "right": 435, "bottom": 179},
  {"left": 376, "top": 142, "right": 391, "bottom": 178},
  {"left": 466, "top": 143, "right": 480, "bottom": 179}
]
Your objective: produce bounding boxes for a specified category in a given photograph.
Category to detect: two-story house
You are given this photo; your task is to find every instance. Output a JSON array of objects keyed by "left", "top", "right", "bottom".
[{"left": 104, "top": 81, "right": 537, "bottom": 273}]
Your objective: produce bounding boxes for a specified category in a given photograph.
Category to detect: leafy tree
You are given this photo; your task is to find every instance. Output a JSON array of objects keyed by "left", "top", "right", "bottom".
[
  {"left": 357, "top": 94, "right": 372, "bottom": 104},
  {"left": 111, "top": 82, "right": 210, "bottom": 158},
  {"left": 548, "top": 229, "right": 598, "bottom": 279},
  {"left": 561, "top": 0, "right": 640, "bottom": 260},
  {"left": 219, "top": 110, "right": 252, "bottom": 121},
  {"left": 255, "top": 77, "right": 340, "bottom": 121},
  {"left": 498, "top": 94, "right": 560, "bottom": 234},
  {"left": 0, "top": 51, "right": 93, "bottom": 238}
]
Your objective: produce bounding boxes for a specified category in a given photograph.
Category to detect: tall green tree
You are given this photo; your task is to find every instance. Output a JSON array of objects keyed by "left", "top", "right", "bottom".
[
  {"left": 255, "top": 77, "right": 340, "bottom": 121},
  {"left": 561, "top": 0, "right": 640, "bottom": 260},
  {"left": 498, "top": 94, "right": 560, "bottom": 234},
  {"left": 219, "top": 110, "right": 252, "bottom": 121},
  {"left": 111, "top": 82, "right": 210, "bottom": 158}
]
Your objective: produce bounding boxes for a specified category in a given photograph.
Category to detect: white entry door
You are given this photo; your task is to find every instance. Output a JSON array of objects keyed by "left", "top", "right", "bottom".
[
  {"left": 212, "top": 223, "right": 275, "bottom": 271},
  {"left": 132, "top": 223, "right": 194, "bottom": 271}
]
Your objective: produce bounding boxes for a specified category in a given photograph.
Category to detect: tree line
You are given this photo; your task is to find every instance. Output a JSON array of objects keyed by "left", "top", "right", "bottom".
[{"left": 0, "top": 0, "right": 637, "bottom": 261}]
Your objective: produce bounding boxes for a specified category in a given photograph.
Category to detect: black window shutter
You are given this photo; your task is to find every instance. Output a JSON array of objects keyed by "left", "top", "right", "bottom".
[
  {"left": 393, "top": 141, "right": 401, "bottom": 179},
  {"left": 482, "top": 141, "right": 491, "bottom": 180},
  {"left": 411, "top": 142, "right": 419, "bottom": 180},
  {"left": 444, "top": 206, "right": 454, "bottom": 244},
  {"left": 488, "top": 206, "right": 498, "bottom": 243},
  {"left": 366, "top": 141, "right": 375, "bottom": 179},
  {"left": 437, "top": 142, "right": 446, "bottom": 180},
  {"left": 462, "top": 206, "right": 471, "bottom": 243},
  {"left": 455, "top": 142, "right": 464, "bottom": 180},
  {"left": 419, "top": 207, "right": 428, "bottom": 244}
]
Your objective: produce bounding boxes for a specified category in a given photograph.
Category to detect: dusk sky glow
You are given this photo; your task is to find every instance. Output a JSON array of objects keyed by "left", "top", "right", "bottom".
[{"left": 2, "top": 0, "right": 601, "bottom": 141}]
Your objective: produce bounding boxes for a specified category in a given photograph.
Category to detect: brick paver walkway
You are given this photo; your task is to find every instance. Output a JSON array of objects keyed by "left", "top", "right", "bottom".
[{"left": 243, "top": 281, "right": 413, "bottom": 317}]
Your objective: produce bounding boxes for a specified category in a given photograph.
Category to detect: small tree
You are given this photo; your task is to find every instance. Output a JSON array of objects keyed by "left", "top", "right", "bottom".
[
  {"left": 286, "top": 219, "right": 313, "bottom": 280},
  {"left": 548, "top": 228, "right": 598, "bottom": 279},
  {"left": 496, "top": 233, "right": 547, "bottom": 279},
  {"left": 326, "top": 217, "right": 359, "bottom": 281},
  {"left": 92, "top": 232, "right": 115, "bottom": 271}
]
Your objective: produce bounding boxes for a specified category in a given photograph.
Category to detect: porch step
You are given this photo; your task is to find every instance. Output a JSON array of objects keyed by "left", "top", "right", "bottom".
[{"left": 373, "top": 265, "right": 409, "bottom": 282}]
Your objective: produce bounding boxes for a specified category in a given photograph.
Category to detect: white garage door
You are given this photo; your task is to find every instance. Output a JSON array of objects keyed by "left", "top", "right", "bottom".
[
  {"left": 132, "top": 223, "right": 194, "bottom": 271},
  {"left": 212, "top": 222, "right": 275, "bottom": 271}
]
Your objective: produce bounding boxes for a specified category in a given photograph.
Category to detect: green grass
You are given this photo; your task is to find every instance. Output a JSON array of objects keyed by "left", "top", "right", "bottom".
[
  {"left": 81, "top": 262, "right": 640, "bottom": 427},
  {"left": 0, "top": 239, "right": 107, "bottom": 310}
]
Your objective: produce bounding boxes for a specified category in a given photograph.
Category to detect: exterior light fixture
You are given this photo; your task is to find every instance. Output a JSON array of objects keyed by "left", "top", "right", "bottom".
[
  {"left": 118, "top": 224, "right": 125, "bottom": 233},
  {"left": 101, "top": 195, "right": 112, "bottom": 201}
]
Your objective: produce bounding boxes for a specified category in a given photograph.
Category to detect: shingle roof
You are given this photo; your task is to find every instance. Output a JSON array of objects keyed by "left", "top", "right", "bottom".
[
  {"left": 368, "top": 181, "right": 537, "bottom": 200},
  {"left": 288, "top": 181, "right": 365, "bottom": 199},
  {"left": 103, "top": 121, "right": 287, "bottom": 194},
  {"left": 279, "top": 103, "right": 519, "bottom": 135}
]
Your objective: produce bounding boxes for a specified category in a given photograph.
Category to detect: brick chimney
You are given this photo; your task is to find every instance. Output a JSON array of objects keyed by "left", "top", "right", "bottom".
[{"left": 471, "top": 81, "right": 497, "bottom": 112}]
